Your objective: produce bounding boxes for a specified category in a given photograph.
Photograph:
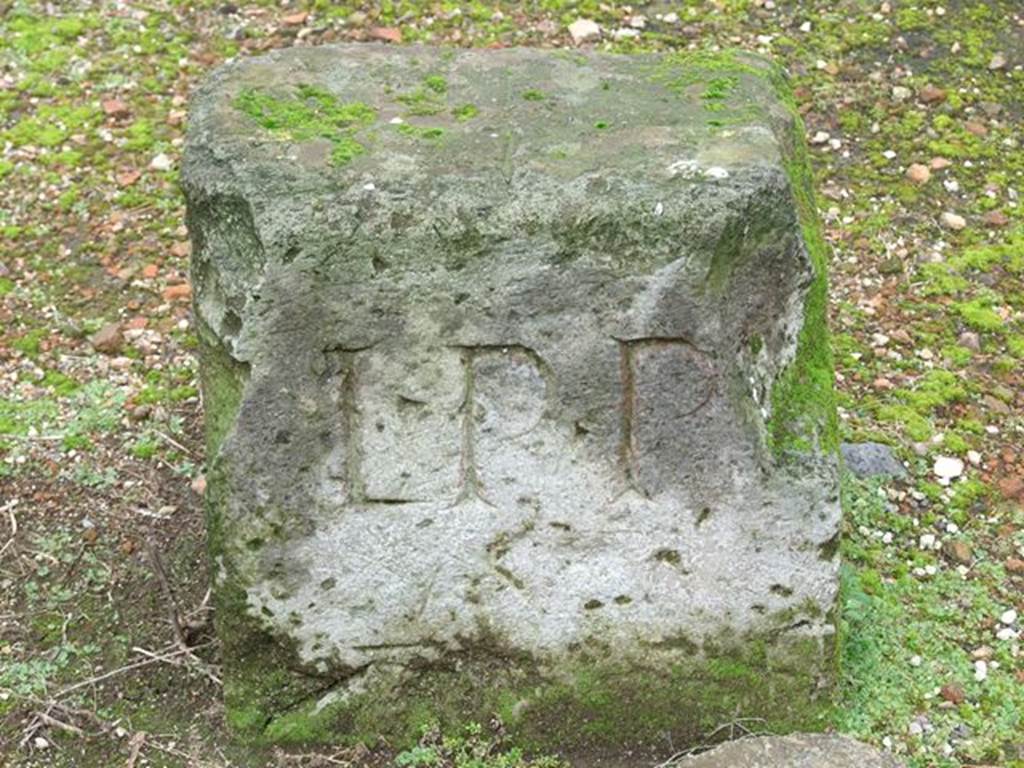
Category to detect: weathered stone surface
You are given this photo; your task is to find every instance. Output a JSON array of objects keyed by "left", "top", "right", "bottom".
[
  {"left": 184, "top": 44, "right": 840, "bottom": 748},
  {"left": 841, "top": 442, "right": 907, "bottom": 479},
  {"left": 674, "top": 735, "right": 905, "bottom": 767}
]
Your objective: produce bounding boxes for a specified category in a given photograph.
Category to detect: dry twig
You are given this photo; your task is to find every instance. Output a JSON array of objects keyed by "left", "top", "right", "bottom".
[
  {"left": 124, "top": 731, "right": 147, "bottom": 768},
  {"left": 653, "top": 718, "right": 773, "bottom": 768},
  {"left": 145, "top": 536, "right": 187, "bottom": 650}
]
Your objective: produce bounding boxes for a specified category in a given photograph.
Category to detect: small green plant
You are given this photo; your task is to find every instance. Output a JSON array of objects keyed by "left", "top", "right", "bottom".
[
  {"left": 395, "top": 722, "right": 565, "bottom": 768},
  {"left": 452, "top": 103, "right": 479, "bottom": 121},
  {"left": 11, "top": 328, "right": 47, "bottom": 356},
  {"left": 72, "top": 463, "right": 118, "bottom": 487},
  {"left": 130, "top": 434, "right": 160, "bottom": 459}
]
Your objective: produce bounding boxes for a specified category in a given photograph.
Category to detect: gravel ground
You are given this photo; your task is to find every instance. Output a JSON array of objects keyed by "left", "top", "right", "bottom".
[{"left": 0, "top": 2, "right": 1022, "bottom": 767}]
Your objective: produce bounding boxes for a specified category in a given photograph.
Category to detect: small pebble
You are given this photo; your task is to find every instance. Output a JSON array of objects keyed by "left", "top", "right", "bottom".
[
  {"left": 150, "top": 152, "right": 173, "bottom": 171},
  {"left": 567, "top": 18, "right": 601, "bottom": 44},
  {"left": 940, "top": 211, "right": 966, "bottom": 231},
  {"left": 906, "top": 163, "right": 931, "bottom": 184},
  {"left": 974, "top": 660, "right": 987, "bottom": 681},
  {"left": 933, "top": 455, "right": 964, "bottom": 481}
]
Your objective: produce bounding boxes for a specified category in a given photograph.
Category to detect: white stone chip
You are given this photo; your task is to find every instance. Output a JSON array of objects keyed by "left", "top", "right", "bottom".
[
  {"left": 940, "top": 211, "right": 967, "bottom": 230},
  {"left": 933, "top": 456, "right": 964, "bottom": 481},
  {"left": 974, "top": 660, "right": 988, "bottom": 681},
  {"left": 568, "top": 18, "right": 601, "bottom": 44},
  {"left": 150, "top": 152, "right": 173, "bottom": 171}
]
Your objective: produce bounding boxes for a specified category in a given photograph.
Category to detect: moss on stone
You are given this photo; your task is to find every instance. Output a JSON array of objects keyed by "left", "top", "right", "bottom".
[
  {"left": 423, "top": 74, "right": 448, "bottom": 94},
  {"left": 397, "top": 82, "right": 447, "bottom": 116},
  {"left": 452, "top": 103, "right": 479, "bottom": 121},
  {"left": 395, "top": 123, "right": 446, "bottom": 141},
  {"left": 196, "top": 330, "right": 248, "bottom": 459},
  {"left": 762, "top": 67, "right": 840, "bottom": 460},
  {"left": 222, "top": 628, "right": 833, "bottom": 751},
  {"left": 651, "top": 50, "right": 839, "bottom": 459},
  {"left": 233, "top": 85, "right": 376, "bottom": 167},
  {"left": 329, "top": 134, "right": 367, "bottom": 166},
  {"left": 194, "top": 324, "right": 328, "bottom": 746},
  {"left": 649, "top": 49, "right": 764, "bottom": 108}
]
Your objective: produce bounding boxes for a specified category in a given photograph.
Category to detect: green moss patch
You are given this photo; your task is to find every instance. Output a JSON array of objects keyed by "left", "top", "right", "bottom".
[
  {"left": 765, "top": 74, "right": 840, "bottom": 459},
  {"left": 395, "top": 123, "right": 446, "bottom": 141},
  {"left": 233, "top": 84, "right": 376, "bottom": 167},
  {"left": 397, "top": 75, "right": 451, "bottom": 116},
  {"left": 954, "top": 294, "right": 1006, "bottom": 333},
  {"left": 220, "top": 626, "right": 833, "bottom": 751},
  {"left": 452, "top": 103, "right": 479, "bottom": 121}
]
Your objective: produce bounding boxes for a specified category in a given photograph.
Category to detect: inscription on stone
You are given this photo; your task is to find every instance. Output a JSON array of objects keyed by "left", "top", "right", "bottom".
[
  {"left": 326, "top": 341, "right": 715, "bottom": 507},
  {"left": 618, "top": 338, "right": 715, "bottom": 497}
]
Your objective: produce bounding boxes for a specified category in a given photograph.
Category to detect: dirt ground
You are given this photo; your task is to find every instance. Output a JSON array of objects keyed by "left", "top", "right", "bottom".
[{"left": 1, "top": 2, "right": 1022, "bottom": 767}]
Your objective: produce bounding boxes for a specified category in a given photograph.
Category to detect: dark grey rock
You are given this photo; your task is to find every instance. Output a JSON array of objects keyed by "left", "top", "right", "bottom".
[
  {"left": 675, "top": 735, "right": 904, "bottom": 767},
  {"left": 841, "top": 442, "right": 907, "bottom": 478}
]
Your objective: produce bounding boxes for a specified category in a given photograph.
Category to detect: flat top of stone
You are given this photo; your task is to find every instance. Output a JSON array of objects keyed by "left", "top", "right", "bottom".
[
  {"left": 183, "top": 44, "right": 796, "bottom": 215},
  {"left": 674, "top": 735, "right": 905, "bottom": 768}
]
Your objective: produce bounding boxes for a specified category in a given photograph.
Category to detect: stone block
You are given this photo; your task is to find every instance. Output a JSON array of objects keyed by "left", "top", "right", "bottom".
[
  {"left": 674, "top": 734, "right": 905, "bottom": 768},
  {"left": 183, "top": 44, "right": 841, "bottom": 749}
]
